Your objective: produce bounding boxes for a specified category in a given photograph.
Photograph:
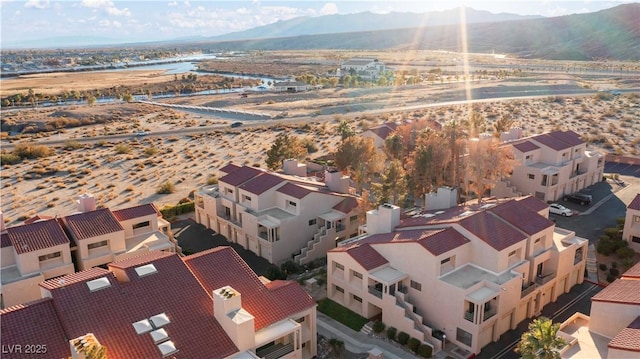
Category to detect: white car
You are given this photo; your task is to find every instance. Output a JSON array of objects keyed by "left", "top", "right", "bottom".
[{"left": 549, "top": 203, "right": 572, "bottom": 217}]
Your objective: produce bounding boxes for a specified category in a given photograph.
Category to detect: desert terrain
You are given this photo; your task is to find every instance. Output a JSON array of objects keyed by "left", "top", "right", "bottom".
[{"left": 1, "top": 52, "right": 639, "bottom": 226}]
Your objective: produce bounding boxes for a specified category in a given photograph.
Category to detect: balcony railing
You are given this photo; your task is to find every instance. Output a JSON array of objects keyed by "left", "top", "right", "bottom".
[
  {"left": 521, "top": 283, "right": 538, "bottom": 298},
  {"left": 368, "top": 286, "right": 383, "bottom": 299},
  {"left": 574, "top": 253, "right": 583, "bottom": 265},
  {"left": 464, "top": 311, "right": 474, "bottom": 322},
  {"left": 536, "top": 273, "right": 556, "bottom": 285},
  {"left": 257, "top": 343, "right": 294, "bottom": 359},
  {"left": 483, "top": 308, "right": 497, "bottom": 321},
  {"left": 336, "top": 223, "right": 346, "bottom": 232}
]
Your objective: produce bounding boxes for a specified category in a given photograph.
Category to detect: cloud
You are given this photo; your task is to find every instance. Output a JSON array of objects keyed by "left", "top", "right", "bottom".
[
  {"left": 24, "top": 0, "right": 49, "bottom": 9},
  {"left": 106, "top": 6, "right": 130, "bottom": 16},
  {"left": 80, "top": 0, "right": 130, "bottom": 16},
  {"left": 319, "top": 2, "right": 338, "bottom": 15},
  {"left": 80, "top": 0, "right": 111, "bottom": 8},
  {"left": 168, "top": 1, "right": 177, "bottom": 6}
]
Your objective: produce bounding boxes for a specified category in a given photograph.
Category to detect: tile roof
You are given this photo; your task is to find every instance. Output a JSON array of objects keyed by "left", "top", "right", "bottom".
[
  {"left": 622, "top": 261, "right": 640, "bottom": 279},
  {"left": 489, "top": 200, "right": 554, "bottom": 235},
  {"left": 516, "top": 195, "right": 550, "bottom": 213},
  {"left": 592, "top": 279, "right": 640, "bottom": 305},
  {"left": 417, "top": 227, "right": 470, "bottom": 256},
  {"left": 333, "top": 197, "right": 359, "bottom": 214},
  {"left": 0, "top": 298, "right": 71, "bottom": 359},
  {"left": 547, "top": 130, "right": 584, "bottom": 147},
  {"left": 23, "top": 214, "right": 54, "bottom": 224},
  {"left": 1, "top": 231, "right": 11, "bottom": 248},
  {"left": 512, "top": 140, "right": 540, "bottom": 153},
  {"left": 184, "top": 247, "right": 315, "bottom": 331},
  {"left": 276, "top": 182, "right": 313, "bottom": 199},
  {"left": 330, "top": 243, "right": 389, "bottom": 270},
  {"left": 219, "top": 166, "right": 262, "bottom": 186},
  {"left": 220, "top": 162, "right": 242, "bottom": 175},
  {"left": 6, "top": 219, "right": 70, "bottom": 254},
  {"left": 239, "top": 172, "right": 285, "bottom": 195},
  {"left": 43, "top": 253, "right": 238, "bottom": 359},
  {"left": 63, "top": 208, "right": 124, "bottom": 241},
  {"left": 112, "top": 203, "right": 159, "bottom": 221},
  {"left": 531, "top": 132, "right": 574, "bottom": 151},
  {"left": 366, "top": 125, "right": 394, "bottom": 140},
  {"left": 628, "top": 193, "right": 640, "bottom": 211},
  {"left": 608, "top": 316, "right": 640, "bottom": 353},
  {"left": 460, "top": 211, "right": 527, "bottom": 251},
  {"left": 40, "top": 267, "right": 111, "bottom": 290}
]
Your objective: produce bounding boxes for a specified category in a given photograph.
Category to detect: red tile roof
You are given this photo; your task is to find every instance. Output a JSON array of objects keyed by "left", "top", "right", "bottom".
[
  {"left": 516, "top": 195, "right": 550, "bottom": 213},
  {"left": 366, "top": 125, "right": 394, "bottom": 140},
  {"left": 42, "top": 253, "right": 238, "bottom": 359},
  {"left": 417, "top": 227, "right": 470, "bottom": 256},
  {"left": 489, "top": 200, "right": 554, "bottom": 235},
  {"left": 512, "top": 140, "right": 540, "bottom": 153},
  {"left": 333, "top": 197, "right": 359, "bottom": 214},
  {"left": 6, "top": 219, "right": 70, "bottom": 254},
  {"left": 277, "top": 182, "right": 313, "bottom": 199},
  {"left": 547, "top": 130, "right": 584, "bottom": 147},
  {"left": 63, "top": 208, "right": 123, "bottom": 241},
  {"left": 239, "top": 172, "right": 286, "bottom": 195},
  {"left": 23, "top": 214, "right": 54, "bottom": 224},
  {"left": 531, "top": 131, "right": 580, "bottom": 151},
  {"left": 112, "top": 203, "right": 159, "bottom": 221},
  {"left": 220, "top": 162, "right": 242, "bottom": 175},
  {"left": 628, "top": 193, "right": 640, "bottom": 211},
  {"left": 330, "top": 243, "right": 389, "bottom": 270},
  {"left": 219, "top": 166, "right": 262, "bottom": 186},
  {"left": 40, "top": 267, "right": 111, "bottom": 290},
  {"left": 608, "top": 316, "right": 640, "bottom": 353},
  {"left": 622, "top": 261, "right": 640, "bottom": 279},
  {"left": 184, "top": 246, "right": 315, "bottom": 331},
  {"left": 460, "top": 211, "right": 527, "bottom": 251},
  {"left": 0, "top": 298, "right": 71, "bottom": 359},
  {"left": 592, "top": 279, "right": 640, "bottom": 305}
]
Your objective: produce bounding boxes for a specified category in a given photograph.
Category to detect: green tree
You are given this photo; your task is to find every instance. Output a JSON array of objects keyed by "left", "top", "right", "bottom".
[
  {"left": 265, "top": 133, "right": 307, "bottom": 170},
  {"left": 336, "top": 119, "right": 354, "bottom": 140},
  {"left": 493, "top": 114, "right": 515, "bottom": 137},
  {"left": 468, "top": 110, "right": 486, "bottom": 138},
  {"left": 515, "top": 317, "right": 567, "bottom": 359},
  {"left": 334, "top": 136, "right": 382, "bottom": 194},
  {"left": 379, "top": 159, "right": 406, "bottom": 205},
  {"left": 383, "top": 133, "right": 403, "bottom": 160}
]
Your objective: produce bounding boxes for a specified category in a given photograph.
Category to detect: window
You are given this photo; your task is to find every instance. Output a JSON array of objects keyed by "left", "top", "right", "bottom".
[
  {"left": 353, "top": 294, "right": 362, "bottom": 303},
  {"left": 350, "top": 215, "right": 359, "bottom": 222},
  {"left": 634, "top": 215, "right": 640, "bottom": 223},
  {"left": 88, "top": 240, "right": 108, "bottom": 250},
  {"left": 534, "top": 237, "right": 541, "bottom": 244},
  {"left": 456, "top": 328, "right": 473, "bottom": 347},
  {"left": 352, "top": 270, "right": 362, "bottom": 279},
  {"left": 133, "top": 221, "right": 150, "bottom": 229},
  {"left": 39, "top": 251, "right": 61, "bottom": 261},
  {"left": 632, "top": 236, "right": 640, "bottom": 244},
  {"left": 334, "top": 262, "right": 344, "bottom": 271},
  {"left": 335, "top": 285, "right": 344, "bottom": 293},
  {"left": 296, "top": 317, "right": 305, "bottom": 323},
  {"left": 308, "top": 219, "right": 317, "bottom": 226},
  {"left": 441, "top": 257, "right": 451, "bottom": 264},
  {"left": 525, "top": 155, "right": 531, "bottom": 160},
  {"left": 508, "top": 250, "right": 516, "bottom": 257},
  {"left": 224, "top": 187, "right": 233, "bottom": 195},
  {"left": 410, "top": 280, "right": 422, "bottom": 291},
  {"left": 288, "top": 200, "right": 297, "bottom": 207},
  {"left": 562, "top": 152, "right": 567, "bottom": 157},
  {"left": 527, "top": 174, "right": 535, "bottom": 180},
  {"left": 243, "top": 195, "right": 251, "bottom": 202}
]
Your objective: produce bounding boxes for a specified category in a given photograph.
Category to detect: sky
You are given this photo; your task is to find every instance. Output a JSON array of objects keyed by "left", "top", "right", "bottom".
[{"left": 0, "top": 0, "right": 636, "bottom": 46}]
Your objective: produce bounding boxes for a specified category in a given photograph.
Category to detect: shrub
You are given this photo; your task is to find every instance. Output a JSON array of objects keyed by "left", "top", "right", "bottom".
[
  {"left": 408, "top": 337, "right": 421, "bottom": 353},
  {"left": 206, "top": 175, "right": 218, "bottom": 185},
  {"left": 1, "top": 152, "right": 22, "bottom": 165},
  {"left": 159, "top": 202, "right": 195, "bottom": 219},
  {"left": 599, "top": 235, "right": 611, "bottom": 242},
  {"left": 599, "top": 264, "right": 607, "bottom": 271},
  {"left": 143, "top": 147, "right": 158, "bottom": 157},
  {"left": 397, "top": 331, "right": 410, "bottom": 345},
  {"left": 13, "top": 143, "right": 52, "bottom": 159},
  {"left": 372, "top": 321, "right": 386, "bottom": 333},
  {"left": 604, "top": 227, "right": 621, "bottom": 239},
  {"left": 616, "top": 246, "right": 636, "bottom": 260},
  {"left": 616, "top": 217, "right": 626, "bottom": 227},
  {"left": 265, "top": 266, "right": 286, "bottom": 280},
  {"left": 115, "top": 143, "right": 131, "bottom": 154},
  {"left": 156, "top": 180, "right": 175, "bottom": 194},
  {"left": 386, "top": 327, "right": 397, "bottom": 341},
  {"left": 280, "top": 261, "right": 302, "bottom": 275},
  {"left": 609, "top": 268, "right": 620, "bottom": 277},
  {"left": 417, "top": 344, "right": 433, "bottom": 358},
  {"left": 606, "top": 274, "right": 616, "bottom": 283},
  {"left": 63, "top": 140, "right": 83, "bottom": 150},
  {"left": 611, "top": 261, "right": 618, "bottom": 268},
  {"left": 597, "top": 239, "right": 616, "bottom": 256}
]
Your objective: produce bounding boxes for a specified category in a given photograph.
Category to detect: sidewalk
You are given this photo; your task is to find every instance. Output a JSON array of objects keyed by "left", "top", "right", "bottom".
[{"left": 316, "top": 312, "right": 417, "bottom": 359}]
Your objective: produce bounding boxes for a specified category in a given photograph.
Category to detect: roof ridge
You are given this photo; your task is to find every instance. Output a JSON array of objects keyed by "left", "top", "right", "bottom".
[{"left": 0, "top": 297, "right": 54, "bottom": 314}]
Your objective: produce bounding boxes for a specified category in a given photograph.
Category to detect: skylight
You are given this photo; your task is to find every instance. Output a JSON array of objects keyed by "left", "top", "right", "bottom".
[
  {"left": 149, "top": 313, "right": 171, "bottom": 328},
  {"left": 134, "top": 263, "right": 158, "bottom": 277},
  {"left": 150, "top": 328, "right": 169, "bottom": 343},
  {"left": 132, "top": 319, "right": 153, "bottom": 334},
  {"left": 480, "top": 203, "right": 496, "bottom": 210},
  {"left": 86, "top": 277, "right": 111, "bottom": 292},
  {"left": 157, "top": 340, "right": 178, "bottom": 357}
]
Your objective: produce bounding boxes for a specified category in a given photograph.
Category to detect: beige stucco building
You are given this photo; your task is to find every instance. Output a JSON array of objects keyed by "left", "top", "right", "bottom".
[
  {"left": 622, "top": 193, "right": 640, "bottom": 253},
  {"left": 327, "top": 197, "right": 588, "bottom": 356},
  {"left": 0, "top": 197, "right": 176, "bottom": 308},
  {"left": 340, "top": 58, "right": 386, "bottom": 80},
  {"left": 194, "top": 163, "right": 361, "bottom": 265},
  {"left": 492, "top": 130, "right": 604, "bottom": 202}
]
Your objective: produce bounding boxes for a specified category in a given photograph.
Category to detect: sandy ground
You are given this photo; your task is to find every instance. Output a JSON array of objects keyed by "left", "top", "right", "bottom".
[{"left": 1, "top": 75, "right": 639, "bottom": 226}]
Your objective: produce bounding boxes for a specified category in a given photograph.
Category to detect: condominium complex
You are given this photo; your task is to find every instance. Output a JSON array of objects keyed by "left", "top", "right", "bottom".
[
  {"left": 492, "top": 130, "right": 604, "bottom": 202},
  {"left": 194, "top": 162, "right": 361, "bottom": 265},
  {"left": 0, "top": 195, "right": 176, "bottom": 308},
  {"left": 327, "top": 197, "right": 588, "bottom": 355},
  {"left": 623, "top": 193, "right": 640, "bottom": 253},
  {"left": 1, "top": 247, "right": 317, "bottom": 359}
]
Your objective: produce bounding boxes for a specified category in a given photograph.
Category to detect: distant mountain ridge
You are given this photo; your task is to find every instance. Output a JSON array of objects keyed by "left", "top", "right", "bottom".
[
  {"left": 201, "top": 4, "right": 640, "bottom": 61},
  {"left": 213, "top": 7, "right": 542, "bottom": 41}
]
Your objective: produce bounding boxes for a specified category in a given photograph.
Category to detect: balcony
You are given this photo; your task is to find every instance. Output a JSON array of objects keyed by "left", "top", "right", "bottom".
[
  {"left": 336, "top": 223, "right": 346, "bottom": 232},
  {"left": 368, "top": 286, "right": 383, "bottom": 299},
  {"left": 536, "top": 273, "right": 556, "bottom": 285},
  {"left": 464, "top": 311, "right": 474, "bottom": 322},
  {"left": 574, "top": 252, "right": 583, "bottom": 265},
  {"left": 521, "top": 283, "right": 538, "bottom": 298},
  {"left": 483, "top": 308, "right": 497, "bottom": 321},
  {"left": 256, "top": 343, "right": 294, "bottom": 359}
]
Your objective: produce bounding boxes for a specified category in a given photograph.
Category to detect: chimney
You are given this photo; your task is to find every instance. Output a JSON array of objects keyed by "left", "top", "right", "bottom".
[
  {"left": 76, "top": 194, "right": 96, "bottom": 213},
  {"left": 283, "top": 159, "right": 307, "bottom": 177},
  {"left": 324, "top": 168, "right": 349, "bottom": 194},
  {"left": 69, "top": 333, "right": 105, "bottom": 359},
  {"left": 425, "top": 186, "right": 458, "bottom": 210},
  {"left": 213, "top": 286, "right": 255, "bottom": 351},
  {"left": 365, "top": 203, "right": 400, "bottom": 235}
]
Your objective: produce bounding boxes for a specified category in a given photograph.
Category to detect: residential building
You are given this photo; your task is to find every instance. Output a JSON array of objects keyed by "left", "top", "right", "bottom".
[
  {"left": 492, "top": 130, "right": 604, "bottom": 202},
  {"left": 273, "top": 81, "right": 311, "bottom": 92},
  {"left": 0, "top": 196, "right": 176, "bottom": 308},
  {"left": 194, "top": 163, "right": 361, "bottom": 265},
  {"left": 327, "top": 197, "right": 588, "bottom": 356},
  {"left": 622, "top": 193, "right": 640, "bottom": 252},
  {"left": 558, "top": 262, "right": 640, "bottom": 358},
  {"left": 340, "top": 58, "right": 386, "bottom": 80},
  {"left": 0, "top": 247, "right": 317, "bottom": 359},
  {"left": 361, "top": 122, "right": 400, "bottom": 148}
]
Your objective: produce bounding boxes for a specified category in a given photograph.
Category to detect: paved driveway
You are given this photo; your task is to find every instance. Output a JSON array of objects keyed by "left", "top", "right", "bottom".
[{"left": 171, "top": 219, "right": 273, "bottom": 276}]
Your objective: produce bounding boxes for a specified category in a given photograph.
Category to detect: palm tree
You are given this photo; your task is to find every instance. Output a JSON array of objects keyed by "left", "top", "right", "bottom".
[{"left": 515, "top": 317, "right": 567, "bottom": 359}]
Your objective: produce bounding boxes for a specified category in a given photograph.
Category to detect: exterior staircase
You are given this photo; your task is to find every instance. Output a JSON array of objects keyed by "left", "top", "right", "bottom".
[
  {"left": 294, "top": 226, "right": 337, "bottom": 265},
  {"left": 392, "top": 291, "right": 439, "bottom": 352},
  {"left": 360, "top": 321, "right": 374, "bottom": 335},
  {"left": 491, "top": 180, "right": 522, "bottom": 198}
]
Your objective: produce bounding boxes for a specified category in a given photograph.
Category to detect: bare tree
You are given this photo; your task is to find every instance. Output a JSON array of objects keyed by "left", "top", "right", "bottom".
[
  {"left": 464, "top": 138, "right": 516, "bottom": 203},
  {"left": 334, "top": 136, "right": 383, "bottom": 194}
]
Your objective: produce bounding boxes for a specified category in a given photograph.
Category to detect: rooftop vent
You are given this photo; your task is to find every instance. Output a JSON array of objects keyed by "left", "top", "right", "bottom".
[
  {"left": 149, "top": 313, "right": 171, "bottom": 328},
  {"left": 219, "top": 288, "right": 236, "bottom": 299},
  {"left": 150, "top": 328, "right": 169, "bottom": 344},
  {"left": 86, "top": 277, "right": 111, "bottom": 292},
  {"left": 157, "top": 340, "right": 178, "bottom": 357},
  {"left": 134, "top": 263, "right": 158, "bottom": 277},
  {"left": 132, "top": 319, "right": 153, "bottom": 334}
]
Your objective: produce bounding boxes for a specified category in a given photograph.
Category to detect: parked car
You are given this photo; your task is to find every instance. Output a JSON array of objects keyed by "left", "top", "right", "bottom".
[
  {"left": 230, "top": 122, "right": 242, "bottom": 128},
  {"left": 549, "top": 203, "right": 572, "bottom": 217},
  {"left": 135, "top": 131, "right": 149, "bottom": 136},
  {"left": 563, "top": 193, "right": 592, "bottom": 205}
]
